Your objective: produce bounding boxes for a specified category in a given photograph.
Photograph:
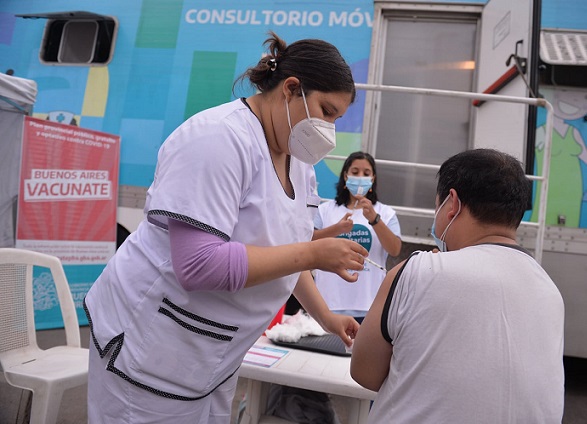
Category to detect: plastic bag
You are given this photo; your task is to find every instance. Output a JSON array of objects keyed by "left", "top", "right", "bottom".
[{"left": 266, "top": 384, "right": 341, "bottom": 424}]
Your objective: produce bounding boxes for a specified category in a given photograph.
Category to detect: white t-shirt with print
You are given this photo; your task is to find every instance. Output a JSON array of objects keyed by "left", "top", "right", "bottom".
[{"left": 313, "top": 199, "right": 401, "bottom": 316}]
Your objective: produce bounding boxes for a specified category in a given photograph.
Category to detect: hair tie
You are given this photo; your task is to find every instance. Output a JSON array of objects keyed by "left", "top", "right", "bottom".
[{"left": 268, "top": 58, "right": 277, "bottom": 72}]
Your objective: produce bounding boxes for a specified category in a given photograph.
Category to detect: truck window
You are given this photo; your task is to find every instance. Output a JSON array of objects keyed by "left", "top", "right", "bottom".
[
  {"left": 58, "top": 21, "right": 99, "bottom": 63},
  {"left": 16, "top": 12, "right": 118, "bottom": 66},
  {"left": 366, "top": 8, "right": 480, "bottom": 209}
]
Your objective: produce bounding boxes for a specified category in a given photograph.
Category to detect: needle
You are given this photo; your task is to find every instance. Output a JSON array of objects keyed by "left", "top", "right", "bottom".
[{"left": 363, "top": 256, "right": 386, "bottom": 272}]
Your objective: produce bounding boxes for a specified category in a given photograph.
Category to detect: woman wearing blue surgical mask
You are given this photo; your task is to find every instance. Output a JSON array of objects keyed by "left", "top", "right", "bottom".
[
  {"left": 313, "top": 151, "right": 403, "bottom": 323},
  {"left": 84, "top": 32, "right": 367, "bottom": 424}
]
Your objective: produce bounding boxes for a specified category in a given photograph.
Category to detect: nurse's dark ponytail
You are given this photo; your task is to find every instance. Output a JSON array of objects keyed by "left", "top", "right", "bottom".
[{"left": 234, "top": 31, "right": 355, "bottom": 102}]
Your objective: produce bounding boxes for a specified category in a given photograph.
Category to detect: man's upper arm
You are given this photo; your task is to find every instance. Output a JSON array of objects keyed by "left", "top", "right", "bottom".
[
  {"left": 350, "top": 261, "right": 404, "bottom": 391},
  {"left": 351, "top": 252, "right": 419, "bottom": 391}
]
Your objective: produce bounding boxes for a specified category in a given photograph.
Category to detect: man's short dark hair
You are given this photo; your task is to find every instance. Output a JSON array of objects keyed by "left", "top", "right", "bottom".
[{"left": 436, "top": 148, "right": 532, "bottom": 228}]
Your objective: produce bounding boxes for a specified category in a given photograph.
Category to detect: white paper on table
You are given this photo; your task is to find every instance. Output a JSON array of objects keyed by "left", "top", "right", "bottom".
[{"left": 243, "top": 344, "right": 290, "bottom": 368}]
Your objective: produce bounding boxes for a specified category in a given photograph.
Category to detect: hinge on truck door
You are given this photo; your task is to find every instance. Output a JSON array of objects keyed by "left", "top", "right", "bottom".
[
  {"left": 506, "top": 39, "right": 528, "bottom": 76},
  {"left": 474, "top": 40, "right": 536, "bottom": 107}
]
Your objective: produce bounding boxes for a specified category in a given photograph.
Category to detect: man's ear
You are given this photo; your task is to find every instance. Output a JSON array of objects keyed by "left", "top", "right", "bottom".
[{"left": 447, "top": 188, "right": 461, "bottom": 218}]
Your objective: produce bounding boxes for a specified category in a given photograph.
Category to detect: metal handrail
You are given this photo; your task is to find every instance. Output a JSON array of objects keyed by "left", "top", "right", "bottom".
[{"left": 324, "top": 83, "right": 553, "bottom": 263}]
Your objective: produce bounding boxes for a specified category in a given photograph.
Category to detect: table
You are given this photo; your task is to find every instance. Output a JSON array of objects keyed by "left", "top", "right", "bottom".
[{"left": 237, "top": 336, "right": 377, "bottom": 424}]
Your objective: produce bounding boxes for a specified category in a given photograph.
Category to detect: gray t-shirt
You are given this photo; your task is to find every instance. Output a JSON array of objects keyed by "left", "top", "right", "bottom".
[{"left": 368, "top": 244, "right": 564, "bottom": 424}]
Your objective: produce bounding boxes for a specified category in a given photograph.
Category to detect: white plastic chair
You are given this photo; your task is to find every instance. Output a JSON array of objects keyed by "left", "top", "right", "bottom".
[{"left": 0, "top": 248, "right": 89, "bottom": 424}]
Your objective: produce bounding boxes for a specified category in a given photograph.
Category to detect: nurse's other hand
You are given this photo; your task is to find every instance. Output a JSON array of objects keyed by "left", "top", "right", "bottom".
[
  {"left": 356, "top": 197, "right": 376, "bottom": 221},
  {"left": 336, "top": 212, "right": 354, "bottom": 235},
  {"left": 321, "top": 312, "right": 360, "bottom": 347},
  {"left": 311, "top": 238, "right": 368, "bottom": 282}
]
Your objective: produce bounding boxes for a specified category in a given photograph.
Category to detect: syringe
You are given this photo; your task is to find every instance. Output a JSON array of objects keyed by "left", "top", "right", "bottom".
[{"left": 363, "top": 256, "right": 386, "bottom": 272}]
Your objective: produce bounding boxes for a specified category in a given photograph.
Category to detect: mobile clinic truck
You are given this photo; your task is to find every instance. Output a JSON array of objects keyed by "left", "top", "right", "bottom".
[{"left": 0, "top": 0, "right": 586, "bottom": 357}]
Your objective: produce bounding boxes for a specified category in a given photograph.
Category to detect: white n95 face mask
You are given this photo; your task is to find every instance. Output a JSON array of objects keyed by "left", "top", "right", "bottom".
[{"left": 285, "top": 90, "right": 336, "bottom": 165}]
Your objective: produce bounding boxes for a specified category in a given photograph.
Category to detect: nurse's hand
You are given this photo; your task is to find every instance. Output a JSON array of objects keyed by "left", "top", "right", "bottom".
[
  {"left": 321, "top": 311, "right": 360, "bottom": 347},
  {"left": 311, "top": 238, "right": 368, "bottom": 282},
  {"left": 336, "top": 212, "right": 354, "bottom": 235},
  {"left": 356, "top": 197, "right": 376, "bottom": 223}
]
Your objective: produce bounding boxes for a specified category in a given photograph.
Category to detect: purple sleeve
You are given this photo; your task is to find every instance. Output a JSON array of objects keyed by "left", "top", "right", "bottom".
[{"left": 168, "top": 219, "right": 248, "bottom": 292}]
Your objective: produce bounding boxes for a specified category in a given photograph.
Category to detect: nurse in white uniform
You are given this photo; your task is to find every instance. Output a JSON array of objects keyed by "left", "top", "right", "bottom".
[{"left": 84, "top": 32, "right": 367, "bottom": 423}]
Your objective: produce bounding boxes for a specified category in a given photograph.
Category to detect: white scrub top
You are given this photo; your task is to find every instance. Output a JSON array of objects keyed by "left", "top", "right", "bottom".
[{"left": 85, "top": 99, "right": 317, "bottom": 403}]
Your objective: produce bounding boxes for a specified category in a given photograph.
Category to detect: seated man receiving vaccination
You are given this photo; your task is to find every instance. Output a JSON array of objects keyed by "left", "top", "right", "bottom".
[{"left": 351, "top": 148, "right": 565, "bottom": 424}]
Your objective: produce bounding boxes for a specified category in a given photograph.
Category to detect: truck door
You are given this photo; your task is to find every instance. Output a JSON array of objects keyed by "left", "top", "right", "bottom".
[
  {"left": 363, "top": 2, "right": 482, "bottom": 210},
  {"left": 364, "top": 0, "right": 535, "bottom": 210},
  {"left": 473, "top": 0, "right": 536, "bottom": 163}
]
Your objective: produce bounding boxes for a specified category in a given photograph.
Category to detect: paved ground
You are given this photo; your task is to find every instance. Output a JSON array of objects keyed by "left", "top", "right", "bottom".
[{"left": 1, "top": 326, "right": 586, "bottom": 423}]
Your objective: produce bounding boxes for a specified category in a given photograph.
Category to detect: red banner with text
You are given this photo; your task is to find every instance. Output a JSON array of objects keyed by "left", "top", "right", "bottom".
[
  {"left": 16, "top": 117, "right": 120, "bottom": 260},
  {"left": 16, "top": 117, "right": 120, "bottom": 328}
]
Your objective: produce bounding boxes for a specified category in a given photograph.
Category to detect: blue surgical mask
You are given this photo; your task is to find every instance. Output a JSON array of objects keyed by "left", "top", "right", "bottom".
[
  {"left": 430, "top": 194, "right": 461, "bottom": 252},
  {"left": 430, "top": 218, "right": 446, "bottom": 252},
  {"left": 346, "top": 176, "right": 373, "bottom": 197}
]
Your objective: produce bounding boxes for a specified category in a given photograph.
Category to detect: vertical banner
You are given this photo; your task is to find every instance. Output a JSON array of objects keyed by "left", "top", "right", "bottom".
[{"left": 16, "top": 116, "right": 120, "bottom": 329}]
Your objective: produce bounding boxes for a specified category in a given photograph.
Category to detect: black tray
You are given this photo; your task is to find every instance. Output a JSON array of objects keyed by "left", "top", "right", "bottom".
[{"left": 270, "top": 334, "right": 351, "bottom": 357}]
